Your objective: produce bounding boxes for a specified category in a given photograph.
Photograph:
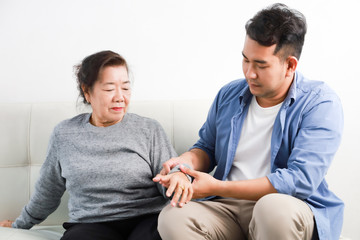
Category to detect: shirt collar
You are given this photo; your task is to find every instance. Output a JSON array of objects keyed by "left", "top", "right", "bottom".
[
  {"left": 239, "top": 71, "right": 300, "bottom": 107},
  {"left": 238, "top": 84, "right": 252, "bottom": 106},
  {"left": 284, "top": 71, "right": 299, "bottom": 107}
]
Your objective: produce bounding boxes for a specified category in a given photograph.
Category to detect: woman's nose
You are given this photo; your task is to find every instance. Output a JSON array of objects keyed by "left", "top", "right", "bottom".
[{"left": 114, "top": 89, "right": 125, "bottom": 102}]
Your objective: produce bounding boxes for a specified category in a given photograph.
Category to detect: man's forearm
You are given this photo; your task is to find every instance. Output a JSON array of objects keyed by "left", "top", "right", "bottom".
[
  {"left": 180, "top": 148, "right": 210, "bottom": 172},
  {"left": 215, "top": 177, "right": 278, "bottom": 201}
]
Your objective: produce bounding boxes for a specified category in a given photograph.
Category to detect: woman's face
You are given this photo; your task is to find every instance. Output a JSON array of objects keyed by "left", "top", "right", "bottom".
[{"left": 84, "top": 65, "right": 131, "bottom": 127}]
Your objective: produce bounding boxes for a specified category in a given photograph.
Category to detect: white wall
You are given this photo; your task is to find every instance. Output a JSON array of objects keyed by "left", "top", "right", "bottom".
[{"left": 1, "top": 0, "right": 359, "bottom": 238}]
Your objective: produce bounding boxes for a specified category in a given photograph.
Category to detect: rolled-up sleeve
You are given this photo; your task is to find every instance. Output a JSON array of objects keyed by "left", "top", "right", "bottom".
[{"left": 191, "top": 93, "right": 221, "bottom": 172}]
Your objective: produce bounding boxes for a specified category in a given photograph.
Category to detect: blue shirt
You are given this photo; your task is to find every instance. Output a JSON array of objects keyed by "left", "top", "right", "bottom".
[{"left": 192, "top": 71, "right": 344, "bottom": 240}]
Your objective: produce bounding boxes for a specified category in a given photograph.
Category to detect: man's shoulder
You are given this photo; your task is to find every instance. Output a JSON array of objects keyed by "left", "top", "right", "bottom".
[
  {"left": 293, "top": 72, "right": 341, "bottom": 107},
  {"left": 296, "top": 72, "right": 336, "bottom": 96}
]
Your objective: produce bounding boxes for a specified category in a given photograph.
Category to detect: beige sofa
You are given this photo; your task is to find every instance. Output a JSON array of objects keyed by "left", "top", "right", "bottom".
[{"left": 0, "top": 101, "right": 352, "bottom": 239}]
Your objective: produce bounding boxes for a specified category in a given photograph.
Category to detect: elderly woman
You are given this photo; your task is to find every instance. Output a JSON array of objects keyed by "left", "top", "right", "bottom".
[{"left": 0, "top": 51, "right": 192, "bottom": 240}]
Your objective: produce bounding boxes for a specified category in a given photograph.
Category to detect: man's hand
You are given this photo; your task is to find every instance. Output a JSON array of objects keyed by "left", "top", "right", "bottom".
[
  {"left": 0, "top": 220, "right": 13, "bottom": 228},
  {"left": 158, "top": 156, "right": 193, "bottom": 176},
  {"left": 156, "top": 149, "right": 209, "bottom": 178},
  {"left": 180, "top": 165, "right": 220, "bottom": 199}
]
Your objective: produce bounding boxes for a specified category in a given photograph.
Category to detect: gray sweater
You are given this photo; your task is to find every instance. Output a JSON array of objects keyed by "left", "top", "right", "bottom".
[{"left": 13, "top": 113, "right": 177, "bottom": 229}]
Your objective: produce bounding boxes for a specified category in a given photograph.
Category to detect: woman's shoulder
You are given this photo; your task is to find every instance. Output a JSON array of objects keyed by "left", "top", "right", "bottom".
[
  {"left": 125, "top": 113, "right": 161, "bottom": 129},
  {"left": 53, "top": 113, "right": 90, "bottom": 133}
]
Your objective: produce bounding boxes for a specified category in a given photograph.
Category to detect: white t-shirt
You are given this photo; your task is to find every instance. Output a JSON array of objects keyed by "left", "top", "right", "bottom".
[{"left": 227, "top": 96, "right": 282, "bottom": 181}]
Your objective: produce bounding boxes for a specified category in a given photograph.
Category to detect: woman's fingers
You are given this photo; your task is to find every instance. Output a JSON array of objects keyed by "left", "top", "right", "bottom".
[
  {"left": 0, "top": 220, "right": 13, "bottom": 228},
  {"left": 178, "top": 185, "right": 192, "bottom": 207},
  {"left": 165, "top": 172, "right": 193, "bottom": 207},
  {"left": 166, "top": 176, "right": 177, "bottom": 198},
  {"left": 170, "top": 184, "right": 184, "bottom": 207}
]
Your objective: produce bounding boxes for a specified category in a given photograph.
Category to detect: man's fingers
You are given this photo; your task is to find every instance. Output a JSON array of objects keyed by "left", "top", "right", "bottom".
[
  {"left": 179, "top": 164, "right": 197, "bottom": 178},
  {"left": 161, "top": 163, "right": 171, "bottom": 175},
  {"left": 159, "top": 168, "right": 167, "bottom": 176},
  {"left": 161, "top": 158, "right": 181, "bottom": 175}
]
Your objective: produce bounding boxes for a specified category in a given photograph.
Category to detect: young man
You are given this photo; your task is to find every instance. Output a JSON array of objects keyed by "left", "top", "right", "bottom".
[{"left": 155, "top": 3, "right": 344, "bottom": 240}]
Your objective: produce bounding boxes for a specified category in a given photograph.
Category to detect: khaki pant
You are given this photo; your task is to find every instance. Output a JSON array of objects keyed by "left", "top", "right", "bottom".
[{"left": 158, "top": 193, "right": 316, "bottom": 240}]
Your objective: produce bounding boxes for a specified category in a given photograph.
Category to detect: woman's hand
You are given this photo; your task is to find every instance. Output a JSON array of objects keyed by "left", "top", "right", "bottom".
[
  {"left": 153, "top": 170, "right": 193, "bottom": 208},
  {"left": 153, "top": 156, "right": 190, "bottom": 189},
  {"left": 0, "top": 220, "right": 13, "bottom": 228}
]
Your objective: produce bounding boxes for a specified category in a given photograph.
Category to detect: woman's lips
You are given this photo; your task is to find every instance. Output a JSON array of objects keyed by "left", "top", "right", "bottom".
[{"left": 111, "top": 107, "right": 124, "bottom": 111}]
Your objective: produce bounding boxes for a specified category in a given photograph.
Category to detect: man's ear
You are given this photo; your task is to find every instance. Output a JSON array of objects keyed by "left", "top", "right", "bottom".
[{"left": 286, "top": 56, "right": 298, "bottom": 77}]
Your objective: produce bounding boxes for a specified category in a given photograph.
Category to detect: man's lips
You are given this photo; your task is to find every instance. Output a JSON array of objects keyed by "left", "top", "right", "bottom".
[{"left": 248, "top": 82, "right": 261, "bottom": 88}]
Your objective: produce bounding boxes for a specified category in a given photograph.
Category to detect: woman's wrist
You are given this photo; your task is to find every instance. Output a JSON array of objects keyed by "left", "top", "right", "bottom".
[{"left": 168, "top": 163, "right": 193, "bottom": 183}]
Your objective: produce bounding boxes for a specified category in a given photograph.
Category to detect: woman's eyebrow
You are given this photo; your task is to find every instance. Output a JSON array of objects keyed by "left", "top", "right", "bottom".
[{"left": 102, "top": 80, "right": 130, "bottom": 85}]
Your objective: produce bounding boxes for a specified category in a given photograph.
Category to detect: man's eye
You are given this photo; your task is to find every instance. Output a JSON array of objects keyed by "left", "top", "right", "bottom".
[{"left": 104, "top": 89, "right": 114, "bottom": 92}]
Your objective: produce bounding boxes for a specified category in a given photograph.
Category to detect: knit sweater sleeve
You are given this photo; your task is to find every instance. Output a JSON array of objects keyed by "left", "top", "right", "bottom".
[
  {"left": 12, "top": 127, "right": 66, "bottom": 229},
  {"left": 149, "top": 120, "right": 177, "bottom": 198}
]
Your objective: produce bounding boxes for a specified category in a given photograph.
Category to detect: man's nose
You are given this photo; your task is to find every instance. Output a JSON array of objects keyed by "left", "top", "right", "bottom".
[{"left": 245, "top": 65, "right": 257, "bottom": 80}]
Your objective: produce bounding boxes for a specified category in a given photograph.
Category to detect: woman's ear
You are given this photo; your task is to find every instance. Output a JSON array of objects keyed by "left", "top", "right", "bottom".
[
  {"left": 285, "top": 56, "right": 298, "bottom": 77},
  {"left": 82, "top": 84, "right": 91, "bottom": 104}
]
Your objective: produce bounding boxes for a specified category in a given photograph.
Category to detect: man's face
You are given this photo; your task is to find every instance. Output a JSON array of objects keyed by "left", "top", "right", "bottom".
[{"left": 242, "top": 36, "right": 294, "bottom": 107}]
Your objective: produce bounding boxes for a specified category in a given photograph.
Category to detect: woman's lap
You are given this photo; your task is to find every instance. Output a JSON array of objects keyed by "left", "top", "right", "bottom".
[{"left": 61, "top": 214, "right": 161, "bottom": 240}]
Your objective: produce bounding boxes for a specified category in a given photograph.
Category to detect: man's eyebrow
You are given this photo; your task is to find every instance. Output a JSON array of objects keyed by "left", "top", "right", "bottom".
[{"left": 242, "top": 52, "right": 267, "bottom": 64}]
